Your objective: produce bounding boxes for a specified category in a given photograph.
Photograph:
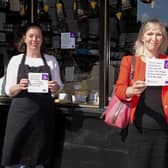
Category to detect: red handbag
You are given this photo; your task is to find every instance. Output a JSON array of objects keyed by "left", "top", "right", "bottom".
[
  {"left": 102, "top": 95, "right": 131, "bottom": 128},
  {"left": 102, "top": 56, "right": 135, "bottom": 128}
]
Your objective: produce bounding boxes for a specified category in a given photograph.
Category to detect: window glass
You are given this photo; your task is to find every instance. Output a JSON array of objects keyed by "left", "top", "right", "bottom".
[{"left": 137, "top": 0, "right": 168, "bottom": 26}]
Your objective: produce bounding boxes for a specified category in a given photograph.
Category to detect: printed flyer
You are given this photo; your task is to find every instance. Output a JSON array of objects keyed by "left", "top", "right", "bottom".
[
  {"left": 28, "top": 73, "right": 49, "bottom": 93},
  {"left": 146, "top": 59, "right": 168, "bottom": 86}
]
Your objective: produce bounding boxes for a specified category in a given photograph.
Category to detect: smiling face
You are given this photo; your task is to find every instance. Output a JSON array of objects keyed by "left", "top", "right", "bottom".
[
  {"left": 142, "top": 23, "right": 164, "bottom": 54},
  {"left": 24, "top": 26, "right": 43, "bottom": 54}
]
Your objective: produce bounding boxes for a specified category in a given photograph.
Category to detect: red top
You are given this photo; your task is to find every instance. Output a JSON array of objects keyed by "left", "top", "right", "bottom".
[{"left": 114, "top": 55, "right": 168, "bottom": 123}]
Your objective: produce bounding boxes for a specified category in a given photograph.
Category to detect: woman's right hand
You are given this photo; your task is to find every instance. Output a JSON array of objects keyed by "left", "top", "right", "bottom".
[
  {"left": 19, "top": 78, "right": 29, "bottom": 90},
  {"left": 9, "top": 78, "right": 29, "bottom": 97},
  {"left": 126, "top": 80, "right": 146, "bottom": 98},
  {"left": 132, "top": 80, "right": 147, "bottom": 95}
]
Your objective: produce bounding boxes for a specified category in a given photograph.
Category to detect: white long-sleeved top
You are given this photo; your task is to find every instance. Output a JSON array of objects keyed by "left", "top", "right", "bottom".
[{"left": 5, "top": 53, "right": 63, "bottom": 96}]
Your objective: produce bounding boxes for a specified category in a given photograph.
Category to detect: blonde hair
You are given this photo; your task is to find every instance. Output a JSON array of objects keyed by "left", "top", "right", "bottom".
[{"left": 134, "top": 19, "right": 168, "bottom": 56}]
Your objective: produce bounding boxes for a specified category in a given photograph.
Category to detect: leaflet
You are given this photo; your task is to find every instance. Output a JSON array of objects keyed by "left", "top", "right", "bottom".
[
  {"left": 61, "top": 32, "right": 75, "bottom": 49},
  {"left": 146, "top": 59, "right": 168, "bottom": 86},
  {"left": 28, "top": 73, "right": 49, "bottom": 93}
]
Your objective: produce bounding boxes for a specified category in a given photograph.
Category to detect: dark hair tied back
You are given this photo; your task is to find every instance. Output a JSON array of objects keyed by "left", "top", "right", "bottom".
[
  {"left": 16, "top": 22, "right": 43, "bottom": 53},
  {"left": 23, "top": 23, "right": 43, "bottom": 34}
]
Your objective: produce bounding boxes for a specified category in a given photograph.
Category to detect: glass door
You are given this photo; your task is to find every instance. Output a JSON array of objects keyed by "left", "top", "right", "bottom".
[{"left": 34, "top": 0, "right": 101, "bottom": 107}]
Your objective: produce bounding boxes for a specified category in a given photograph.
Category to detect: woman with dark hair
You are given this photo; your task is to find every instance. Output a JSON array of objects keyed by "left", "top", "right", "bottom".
[{"left": 1, "top": 24, "right": 63, "bottom": 168}]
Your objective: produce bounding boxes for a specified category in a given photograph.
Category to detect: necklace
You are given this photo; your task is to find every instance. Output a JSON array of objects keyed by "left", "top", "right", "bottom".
[{"left": 141, "top": 54, "right": 159, "bottom": 63}]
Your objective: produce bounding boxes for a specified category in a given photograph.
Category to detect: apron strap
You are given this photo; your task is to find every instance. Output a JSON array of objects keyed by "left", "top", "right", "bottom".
[
  {"left": 42, "top": 54, "right": 52, "bottom": 80},
  {"left": 18, "top": 53, "right": 52, "bottom": 81}
]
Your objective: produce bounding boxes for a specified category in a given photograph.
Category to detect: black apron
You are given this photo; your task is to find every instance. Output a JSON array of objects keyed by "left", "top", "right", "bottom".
[{"left": 1, "top": 54, "right": 55, "bottom": 167}]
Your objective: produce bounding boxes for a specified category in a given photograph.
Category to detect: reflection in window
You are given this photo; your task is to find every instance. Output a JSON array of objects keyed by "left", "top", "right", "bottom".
[
  {"left": 109, "top": 0, "right": 138, "bottom": 59},
  {"left": 137, "top": 0, "right": 168, "bottom": 26}
]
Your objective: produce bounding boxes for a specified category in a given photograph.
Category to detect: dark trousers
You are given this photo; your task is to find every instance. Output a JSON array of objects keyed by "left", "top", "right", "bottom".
[{"left": 127, "top": 125, "right": 168, "bottom": 168}]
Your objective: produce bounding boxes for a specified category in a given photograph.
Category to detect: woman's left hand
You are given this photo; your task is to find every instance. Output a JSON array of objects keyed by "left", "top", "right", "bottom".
[{"left": 48, "top": 80, "right": 59, "bottom": 93}]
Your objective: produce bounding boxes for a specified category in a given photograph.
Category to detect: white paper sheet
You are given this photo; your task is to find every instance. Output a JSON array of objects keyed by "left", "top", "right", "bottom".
[
  {"left": 146, "top": 59, "right": 168, "bottom": 86},
  {"left": 61, "top": 32, "right": 75, "bottom": 49},
  {"left": 28, "top": 73, "right": 48, "bottom": 93}
]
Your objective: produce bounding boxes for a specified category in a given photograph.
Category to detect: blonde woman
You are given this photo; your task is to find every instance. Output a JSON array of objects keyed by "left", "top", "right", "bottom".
[{"left": 115, "top": 19, "right": 168, "bottom": 168}]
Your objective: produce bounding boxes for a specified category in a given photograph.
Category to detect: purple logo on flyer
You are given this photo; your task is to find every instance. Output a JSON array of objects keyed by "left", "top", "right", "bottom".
[
  {"left": 70, "top": 32, "right": 75, "bottom": 38},
  {"left": 42, "top": 73, "right": 49, "bottom": 80},
  {"left": 164, "top": 60, "right": 168, "bottom": 69}
]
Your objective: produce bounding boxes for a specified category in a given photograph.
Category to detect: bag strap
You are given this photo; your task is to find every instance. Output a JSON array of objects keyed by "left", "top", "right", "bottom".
[{"left": 129, "top": 56, "right": 136, "bottom": 80}]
